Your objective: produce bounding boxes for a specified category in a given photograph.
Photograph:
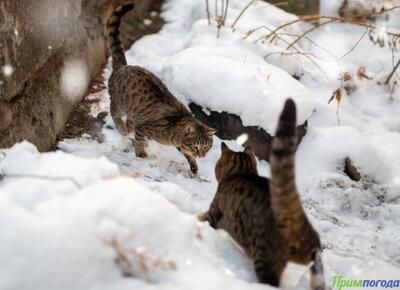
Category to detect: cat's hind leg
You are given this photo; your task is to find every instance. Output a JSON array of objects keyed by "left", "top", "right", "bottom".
[
  {"left": 252, "top": 250, "right": 286, "bottom": 287},
  {"left": 110, "top": 105, "right": 128, "bottom": 136},
  {"left": 253, "top": 257, "right": 280, "bottom": 286}
]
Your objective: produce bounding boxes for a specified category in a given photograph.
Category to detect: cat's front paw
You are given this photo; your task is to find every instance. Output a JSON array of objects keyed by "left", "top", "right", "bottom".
[
  {"left": 190, "top": 164, "right": 198, "bottom": 175},
  {"left": 135, "top": 151, "right": 148, "bottom": 159},
  {"left": 198, "top": 212, "right": 209, "bottom": 222}
]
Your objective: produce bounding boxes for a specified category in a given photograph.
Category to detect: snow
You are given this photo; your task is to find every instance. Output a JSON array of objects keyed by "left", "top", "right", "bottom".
[
  {"left": 61, "top": 59, "right": 89, "bottom": 101},
  {"left": 163, "top": 46, "right": 313, "bottom": 133},
  {"left": 1, "top": 0, "right": 400, "bottom": 289},
  {"left": 111, "top": 0, "right": 315, "bottom": 135},
  {"left": 2, "top": 65, "right": 14, "bottom": 77},
  {"left": 143, "top": 19, "right": 153, "bottom": 26},
  {"left": 0, "top": 141, "right": 268, "bottom": 290}
]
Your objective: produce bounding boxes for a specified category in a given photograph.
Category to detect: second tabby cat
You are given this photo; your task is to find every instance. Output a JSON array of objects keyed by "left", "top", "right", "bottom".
[
  {"left": 200, "top": 99, "right": 322, "bottom": 287},
  {"left": 107, "top": 3, "right": 216, "bottom": 174}
]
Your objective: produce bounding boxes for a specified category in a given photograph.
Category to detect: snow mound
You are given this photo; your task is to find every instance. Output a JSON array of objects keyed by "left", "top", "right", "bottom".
[
  {"left": 0, "top": 142, "right": 288, "bottom": 290},
  {"left": 164, "top": 46, "right": 313, "bottom": 133},
  {"left": 298, "top": 126, "right": 389, "bottom": 182},
  {"left": 0, "top": 142, "right": 269, "bottom": 290},
  {"left": 110, "top": 0, "right": 314, "bottom": 135},
  {"left": 0, "top": 141, "right": 119, "bottom": 201}
]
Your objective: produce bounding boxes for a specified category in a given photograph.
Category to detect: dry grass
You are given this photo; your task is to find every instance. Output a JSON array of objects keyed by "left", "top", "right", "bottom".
[{"left": 104, "top": 238, "right": 177, "bottom": 280}]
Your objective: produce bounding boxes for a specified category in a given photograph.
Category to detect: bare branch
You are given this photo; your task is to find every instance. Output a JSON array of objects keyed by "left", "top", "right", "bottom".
[
  {"left": 261, "top": 15, "right": 400, "bottom": 41},
  {"left": 385, "top": 58, "right": 400, "bottom": 85},
  {"left": 205, "top": 0, "right": 211, "bottom": 25},
  {"left": 223, "top": 0, "right": 230, "bottom": 25},
  {"left": 338, "top": 28, "right": 368, "bottom": 60},
  {"left": 231, "top": 0, "right": 256, "bottom": 29},
  {"left": 286, "top": 20, "right": 335, "bottom": 50}
]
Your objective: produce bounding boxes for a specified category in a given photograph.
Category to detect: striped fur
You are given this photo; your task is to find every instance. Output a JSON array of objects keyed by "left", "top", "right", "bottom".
[
  {"left": 107, "top": 4, "right": 216, "bottom": 174},
  {"left": 270, "top": 99, "right": 303, "bottom": 237},
  {"left": 200, "top": 99, "right": 322, "bottom": 287},
  {"left": 270, "top": 99, "right": 321, "bottom": 265},
  {"left": 108, "top": 3, "right": 134, "bottom": 70}
]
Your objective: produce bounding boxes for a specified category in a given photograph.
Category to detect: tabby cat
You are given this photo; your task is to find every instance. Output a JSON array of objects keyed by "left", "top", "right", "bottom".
[
  {"left": 200, "top": 99, "right": 322, "bottom": 287},
  {"left": 107, "top": 3, "right": 216, "bottom": 174}
]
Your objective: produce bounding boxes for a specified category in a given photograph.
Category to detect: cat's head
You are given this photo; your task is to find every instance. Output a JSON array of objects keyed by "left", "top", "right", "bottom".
[
  {"left": 179, "top": 123, "right": 216, "bottom": 158},
  {"left": 215, "top": 142, "right": 258, "bottom": 181}
]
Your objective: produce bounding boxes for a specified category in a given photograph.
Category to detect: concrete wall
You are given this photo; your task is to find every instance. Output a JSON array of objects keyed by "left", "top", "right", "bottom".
[{"left": 0, "top": 0, "right": 156, "bottom": 151}]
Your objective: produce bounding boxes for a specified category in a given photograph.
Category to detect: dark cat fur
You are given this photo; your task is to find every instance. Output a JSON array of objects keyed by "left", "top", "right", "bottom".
[
  {"left": 200, "top": 99, "right": 322, "bottom": 287},
  {"left": 107, "top": 3, "right": 216, "bottom": 174}
]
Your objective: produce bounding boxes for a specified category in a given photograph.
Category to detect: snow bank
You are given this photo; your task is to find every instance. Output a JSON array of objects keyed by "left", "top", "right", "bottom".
[
  {"left": 3, "top": 0, "right": 400, "bottom": 289},
  {"left": 107, "top": 0, "right": 314, "bottom": 134},
  {"left": 0, "top": 142, "right": 267, "bottom": 290},
  {"left": 101, "top": 0, "right": 400, "bottom": 286},
  {"left": 164, "top": 46, "right": 313, "bottom": 133}
]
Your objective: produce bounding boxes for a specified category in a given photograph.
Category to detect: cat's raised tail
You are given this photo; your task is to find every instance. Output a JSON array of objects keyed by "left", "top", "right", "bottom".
[
  {"left": 108, "top": 3, "right": 135, "bottom": 71},
  {"left": 269, "top": 99, "right": 305, "bottom": 238},
  {"left": 270, "top": 99, "right": 325, "bottom": 288}
]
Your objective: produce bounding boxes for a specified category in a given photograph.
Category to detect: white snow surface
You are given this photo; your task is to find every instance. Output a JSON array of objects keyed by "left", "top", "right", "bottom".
[
  {"left": 104, "top": 0, "right": 315, "bottom": 134},
  {"left": 1, "top": 0, "right": 400, "bottom": 289}
]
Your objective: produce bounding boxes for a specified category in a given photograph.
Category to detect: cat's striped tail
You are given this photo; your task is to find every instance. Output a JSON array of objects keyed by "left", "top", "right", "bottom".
[
  {"left": 108, "top": 3, "right": 134, "bottom": 71},
  {"left": 269, "top": 99, "right": 305, "bottom": 238}
]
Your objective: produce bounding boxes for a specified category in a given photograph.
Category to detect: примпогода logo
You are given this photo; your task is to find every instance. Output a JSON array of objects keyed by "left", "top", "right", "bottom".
[{"left": 332, "top": 276, "right": 400, "bottom": 290}]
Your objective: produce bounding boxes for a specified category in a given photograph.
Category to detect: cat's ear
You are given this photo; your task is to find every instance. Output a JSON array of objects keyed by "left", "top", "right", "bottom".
[
  {"left": 244, "top": 145, "right": 254, "bottom": 155},
  {"left": 221, "top": 142, "right": 229, "bottom": 152},
  {"left": 206, "top": 127, "right": 217, "bottom": 136},
  {"left": 184, "top": 125, "right": 196, "bottom": 136}
]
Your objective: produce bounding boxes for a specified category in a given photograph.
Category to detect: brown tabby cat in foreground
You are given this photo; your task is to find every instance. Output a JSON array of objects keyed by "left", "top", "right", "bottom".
[
  {"left": 107, "top": 3, "right": 216, "bottom": 174},
  {"left": 200, "top": 99, "right": 322, "bottom": 287}
]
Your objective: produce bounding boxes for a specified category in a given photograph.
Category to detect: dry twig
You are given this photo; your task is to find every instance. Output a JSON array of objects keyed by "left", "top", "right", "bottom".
[
  {"left": 205, "top": 0, "right": 211, "bottom": 25},
  {"left": 385, "top": 58, "right": 400, "bottom": 85},
  {"left": 231, "top": 0, "right": 256, "bottom": 29}
]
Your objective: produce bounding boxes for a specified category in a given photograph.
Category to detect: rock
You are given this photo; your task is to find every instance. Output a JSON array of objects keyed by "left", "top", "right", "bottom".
[
  {"left": 344, "top": 157, "right": 361, "bottom": 181},
  {"left": 189, "top": 102, "right": 307, "bottom": 161}
]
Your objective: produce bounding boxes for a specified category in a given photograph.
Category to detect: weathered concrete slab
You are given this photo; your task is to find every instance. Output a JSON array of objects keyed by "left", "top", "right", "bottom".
[
  {"left": 0, "top": 15, "right": 107, "bottom": 151},
  {"left": 0, "top": 0, "right": 157, "bottom": 151},
  {"left": 0, "top": 0, "right": 81, "bottom": 100}
]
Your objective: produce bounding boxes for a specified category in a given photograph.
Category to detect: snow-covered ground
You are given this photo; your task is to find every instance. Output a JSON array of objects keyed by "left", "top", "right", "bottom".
[{"left": 1, "top": 0, "right": 400, "bottom": 289}]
